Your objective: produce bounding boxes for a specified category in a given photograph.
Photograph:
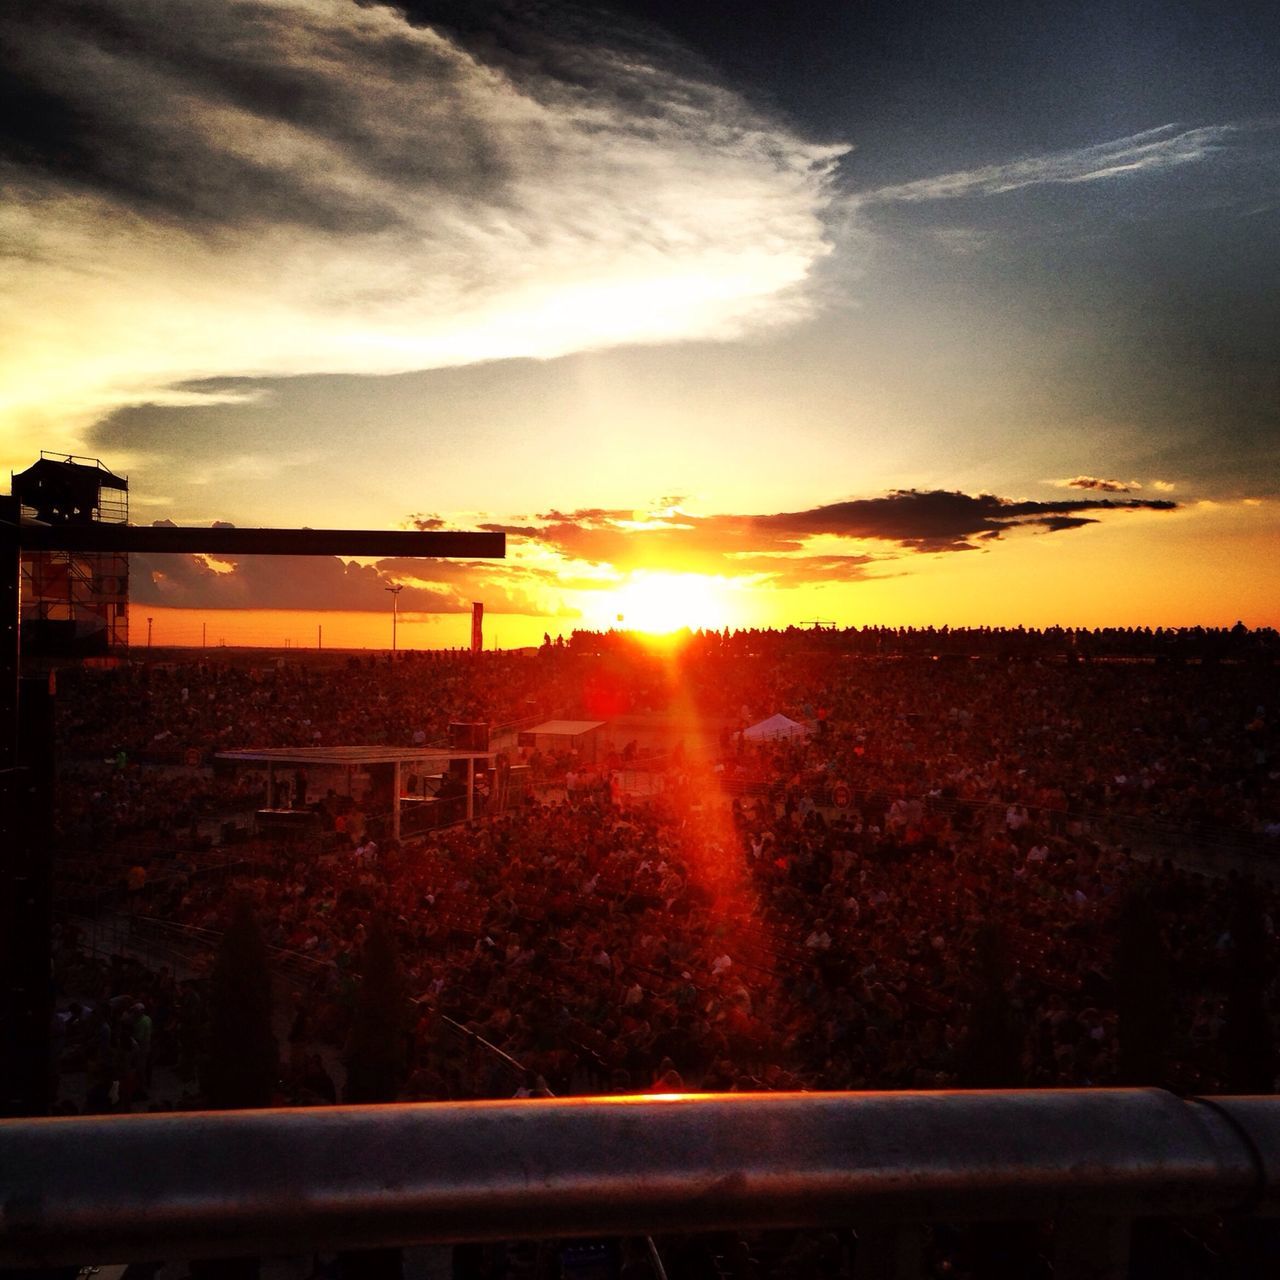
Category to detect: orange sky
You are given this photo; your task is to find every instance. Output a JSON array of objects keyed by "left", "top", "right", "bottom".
[
  {"left": 130, "top": 495, "right": 1279, "bottom": 650},
  {"left": 6, "top": 0, "right": 1278, "bottom": 638}
]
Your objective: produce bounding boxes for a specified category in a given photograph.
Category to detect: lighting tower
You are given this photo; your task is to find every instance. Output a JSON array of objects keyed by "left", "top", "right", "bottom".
[{"left": 385, "top": 584, "right": 403, "bottom": 654}]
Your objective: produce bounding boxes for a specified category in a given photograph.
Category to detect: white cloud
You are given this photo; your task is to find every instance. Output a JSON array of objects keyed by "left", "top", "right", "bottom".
[
  {"left": 860, "top": 124, "right": 1234, "bottom": 204},
  {"left": 0, "top": 0, "right": 845, "bottom": 464}
]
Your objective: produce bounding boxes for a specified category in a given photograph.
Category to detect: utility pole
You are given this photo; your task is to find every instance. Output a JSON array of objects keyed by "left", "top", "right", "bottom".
[
  {"left": 147, "top": 616, "right": 153, "bottom": 648},
  {"left": 386, "top": 584, "right": 403, "bottom": 655}
]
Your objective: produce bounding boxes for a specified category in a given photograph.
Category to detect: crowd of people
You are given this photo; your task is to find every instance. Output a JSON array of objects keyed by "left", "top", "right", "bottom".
[
  {"left": 42, "top": 626, "right": 1279, "bottom": 1277},
  {"left": 54, "top": 625, "right": 1279, "bottom": 846}
]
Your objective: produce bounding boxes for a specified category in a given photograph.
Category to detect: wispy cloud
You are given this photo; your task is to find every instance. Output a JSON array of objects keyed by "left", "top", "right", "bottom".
[
  {"left": 1055, "top": 475, "right": 1143, "bottom": 493},
  {"left": 0, "top": 0, "right": 845, "bottom": 462},
  {"left": 861, "top": 124, "right": 1235, "bottom": 204}
]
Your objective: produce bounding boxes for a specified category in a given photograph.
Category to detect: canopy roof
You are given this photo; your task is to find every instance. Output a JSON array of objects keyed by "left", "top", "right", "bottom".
[
  {"left": 217, "top": 746, "right": 494, "bottom": 765},
  {"left": 525, "top": 720, "right": 606, "bottom": 738},
  {"left": 743, "top": 714, "right": 810, "bottom": 742}
]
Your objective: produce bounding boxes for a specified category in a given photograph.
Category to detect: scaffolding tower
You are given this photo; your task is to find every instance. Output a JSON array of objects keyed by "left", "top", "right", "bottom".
[{"left": 12, "top": 453, "right": 129, "bottom": 656}]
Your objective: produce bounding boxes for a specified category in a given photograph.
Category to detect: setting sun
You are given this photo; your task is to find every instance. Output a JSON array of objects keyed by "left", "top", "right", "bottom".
[{"left": 589, "top": 571, "right": 736, "bottom": 634}]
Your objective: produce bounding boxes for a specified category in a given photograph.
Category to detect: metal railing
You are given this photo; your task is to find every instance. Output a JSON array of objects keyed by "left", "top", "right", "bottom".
[{"left": 3, "top": 1090, "right": 1279, "bottom": 1278}]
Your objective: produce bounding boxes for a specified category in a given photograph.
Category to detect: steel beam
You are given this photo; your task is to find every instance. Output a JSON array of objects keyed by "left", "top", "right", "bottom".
[
  {"left": 1, "top": 1090, "right": 1274, "bottom": 1267},
  {"left": 16, "top": 524, "right": 504, "bottom": 559}
]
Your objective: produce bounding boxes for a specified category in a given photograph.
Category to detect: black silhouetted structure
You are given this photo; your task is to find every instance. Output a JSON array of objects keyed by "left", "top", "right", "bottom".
[
  {"left": 0, "top": 483, "right": 503, "bottom": 1117},
  {"left": 12, "top": 453, "right": 130, "bottom": 655}
]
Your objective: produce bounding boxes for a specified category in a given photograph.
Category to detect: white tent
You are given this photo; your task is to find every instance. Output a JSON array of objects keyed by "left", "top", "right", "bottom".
[{"left": 743, "top": 713, "right": 810, "bottom": 742}]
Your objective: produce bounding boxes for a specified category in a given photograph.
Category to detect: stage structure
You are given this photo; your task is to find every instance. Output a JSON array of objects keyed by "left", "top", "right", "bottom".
[
  {"left": 216, "top": 744, "right": 498, "bottom": 840},
  {"left": 12, "top": 454, "right": 129, "bottom": 656},
  {"left": 518, "top": 718, "right": 607, "bottom": 763},
  {"left": 1, "top": 490, "right": 503, "bottom": 1117}
]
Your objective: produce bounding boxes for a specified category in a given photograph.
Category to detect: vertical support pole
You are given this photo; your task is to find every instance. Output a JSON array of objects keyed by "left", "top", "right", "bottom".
[
  {"left": 1, "top": 496, "right": 19, "bottom": 768},
  {"left": 267, "top": 762, "right": 275, "bottom": 810},
  {"left": 393, "top": 760, "right": 401, "bottom": 843},
  {"left": 466, "top": 756, "right": 474, "bottom": 821},
  {"left": 853, "top": 1225, "right": 925, "bottom": 1280},
  {"left": 2, "top": 674, "right": 55, "bottom": 1117},
  {"left": 1054, "top": 1216, "right": 1130, "bottom": 1280}
]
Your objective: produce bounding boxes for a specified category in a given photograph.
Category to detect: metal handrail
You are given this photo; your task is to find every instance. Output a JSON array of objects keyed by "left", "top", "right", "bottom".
[
  {"left": 426, "top": 1009, "right": 669, "bottom": 1276},
  {"left": 3, "top": 1090, "right": 1279, "bottom": 1270}
]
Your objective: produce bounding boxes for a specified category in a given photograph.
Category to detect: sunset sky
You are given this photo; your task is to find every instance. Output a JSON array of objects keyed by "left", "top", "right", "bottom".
[{"left": 3, "top": 0, "right": 1278, "bottom": 646}]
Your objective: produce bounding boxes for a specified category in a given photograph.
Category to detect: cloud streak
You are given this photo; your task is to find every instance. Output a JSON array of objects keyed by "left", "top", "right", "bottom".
[
  {"left": 861, "top": 124, "right": 1235, "bottom": 204},
  {"left": 1057, "top": 475, "right": 1143, "bottom": 493},
  {"left": 463, "top": 488, "right": 1180, "bottom": 580},
  {"left": 754, "top": 490, "right": 1176, "bottom": 552},
  {"left": 126, "top": 486, "right": 1180, "bottom": 612},
  {"left": 0, "top": 0, "right": 845, "bottom": 461},
  {"left": 131, "top": 549, "right": 557, "bottom": 615}
]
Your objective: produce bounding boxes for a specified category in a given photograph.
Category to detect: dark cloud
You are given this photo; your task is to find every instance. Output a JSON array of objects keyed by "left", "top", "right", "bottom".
[
  {"left": 130, "top": 553, "right": 451, "bottom": 612},
  {"left": 1033, "top": 515, "right": 1099, "bottom": 533},
  {"left": 129, "top": 551, "right": 553, "bottom": 615},
  {"left": 1062, "top": 475, "right": 1140, "bottom": 493},
  {"left": 491, "top": 487, "right": 1180, "bottom": 580},
  {"left": 410, "top": 514, "right": 446, "bottom": 530},
  {"left": 755, "top": 489, "right": 1175, "bottom": 552},
  {"left": 129, "top": 486, "right": 1181, "bottom": 611},
  {"left": 478, "top": 522, "right": 542, "bottom": 537},
  {"left": 128, "top": 520, "right": 586, "bottom": 614},
  {"left": 535, "top": 508, "right": 636, "bottom": 525},
  {"left": 0, "top": 0, "right": 503, "bottom": 232}
]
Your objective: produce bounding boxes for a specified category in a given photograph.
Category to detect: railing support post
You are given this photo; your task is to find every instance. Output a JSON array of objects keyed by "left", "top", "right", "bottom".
[
  {"left": 853, "top": 1225, "right": 925, "bottom": 1280},
  {"left": 1053, "top": 1215, "right": 1130, "bottom": 1280}
]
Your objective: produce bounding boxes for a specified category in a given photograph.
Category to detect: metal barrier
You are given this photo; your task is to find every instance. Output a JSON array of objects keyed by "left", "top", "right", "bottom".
[{"left": 3, "top": 1090, "right": 1279, "bottom": 1277}]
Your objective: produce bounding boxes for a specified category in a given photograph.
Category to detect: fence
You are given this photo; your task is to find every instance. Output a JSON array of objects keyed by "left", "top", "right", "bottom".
[{"left": 3, "top": 1089, "right": 1280, "bottom": 1278}]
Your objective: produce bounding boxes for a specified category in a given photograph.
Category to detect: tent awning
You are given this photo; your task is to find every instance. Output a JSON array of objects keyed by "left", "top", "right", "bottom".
[{"left": 743, "top": 714, "right": 809, "bottom": 742}]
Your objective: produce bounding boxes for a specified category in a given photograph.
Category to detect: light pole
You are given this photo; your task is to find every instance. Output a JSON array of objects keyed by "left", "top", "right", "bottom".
[{"left": 385, "top": 584, "right": 403, "bottom": 655}]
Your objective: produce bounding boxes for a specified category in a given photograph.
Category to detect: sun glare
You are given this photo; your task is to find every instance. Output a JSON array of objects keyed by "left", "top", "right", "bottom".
[{"left": 595, "top": 571, "right": 734, "bottom": 635}]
